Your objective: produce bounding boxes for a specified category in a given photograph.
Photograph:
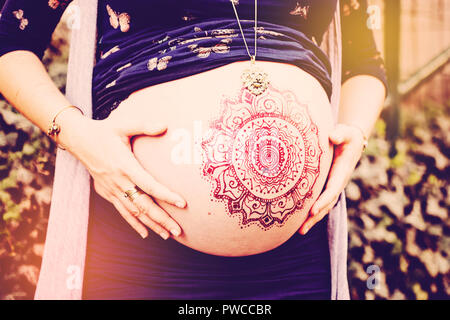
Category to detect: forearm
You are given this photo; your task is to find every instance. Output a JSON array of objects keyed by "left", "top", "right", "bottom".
[
  {"left": 300, "top": 75, "right": 386, "bottom": 233},
  {"left": 338, "top": 75, "right": 387, "bottom": 139},
  {"left": 0, "top": 50, "right": 87, "bottom": 149}
]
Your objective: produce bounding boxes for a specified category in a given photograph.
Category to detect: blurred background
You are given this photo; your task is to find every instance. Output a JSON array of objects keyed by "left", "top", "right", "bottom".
[{"left": 0, "top": 0, "right": 449, "bottom": 300}]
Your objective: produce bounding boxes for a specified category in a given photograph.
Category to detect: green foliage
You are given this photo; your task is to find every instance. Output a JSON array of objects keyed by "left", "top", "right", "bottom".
[{"left": 0, "top": 20, "right": 68, "bottom": 300}]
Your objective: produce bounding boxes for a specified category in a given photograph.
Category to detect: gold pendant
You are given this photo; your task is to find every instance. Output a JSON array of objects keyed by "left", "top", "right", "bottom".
[{"left": 241, "top": 59, "right": 269, "bottom": 96}]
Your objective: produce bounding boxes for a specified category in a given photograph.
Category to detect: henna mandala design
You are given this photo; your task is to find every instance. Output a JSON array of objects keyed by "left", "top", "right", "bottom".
[{"left": 201, "top": 85, "right": 323, "bottom": 230}]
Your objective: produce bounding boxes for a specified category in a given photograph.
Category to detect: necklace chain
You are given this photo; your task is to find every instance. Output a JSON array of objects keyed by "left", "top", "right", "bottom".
[
  {"left": 230, "top": 0, "right": 269, "bottom": 96},
  {"left": 230, "top": 0, "right": 257, "bottom": 61}
]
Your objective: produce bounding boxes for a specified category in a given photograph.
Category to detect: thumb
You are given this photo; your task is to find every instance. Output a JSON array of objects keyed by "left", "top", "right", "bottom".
[
  {"left": 118, "top": 117, "right": 168, "bottom": 137},
  {"left": 329, "top": 124, "right": 352, "bottom": 145},
  {"left": 140, "top": 122, "right": 168, "bottom": 137}
]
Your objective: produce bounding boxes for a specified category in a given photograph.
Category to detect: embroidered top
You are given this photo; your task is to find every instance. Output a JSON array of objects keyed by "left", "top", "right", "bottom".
[{"left": 0, "top": 0, "right": 387, "bottom": 120}]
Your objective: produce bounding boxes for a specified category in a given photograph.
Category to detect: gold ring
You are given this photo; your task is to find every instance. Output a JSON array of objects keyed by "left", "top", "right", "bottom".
[{"left": 124, "top": 186, "right": 143, "bottom": 202}]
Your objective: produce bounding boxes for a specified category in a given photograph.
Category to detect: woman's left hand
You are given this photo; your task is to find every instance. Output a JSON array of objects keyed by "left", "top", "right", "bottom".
[{"left": 298, "top": 123, "right": 366, "bottom": 235}]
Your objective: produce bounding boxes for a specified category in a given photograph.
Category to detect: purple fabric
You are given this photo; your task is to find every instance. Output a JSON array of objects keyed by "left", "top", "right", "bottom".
[
  {"left": 83, "top": 187, "right": 331, "bottom": 299},
  {"left": 34, "top": 0, "right": 349, "bottom": 300}
]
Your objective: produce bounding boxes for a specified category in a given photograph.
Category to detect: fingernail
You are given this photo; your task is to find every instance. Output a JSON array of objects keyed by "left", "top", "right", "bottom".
[
  {"left": 170, "top": 228, "right": 181, "bottom": 237},
  {"left": 154, "top": 123, "right": 167, "bottom": 131},
  {"left": 140, "top": 232, "right": 147, "bottom": 239},
  {"left": 160, "top": 232, "right": 169, "bottom": 240},
  {"left": 175, "top": 200, "right": 186, "bottom": 209},
  {"left": 333, "top": 135, "right": 342, "bottom": 143}
]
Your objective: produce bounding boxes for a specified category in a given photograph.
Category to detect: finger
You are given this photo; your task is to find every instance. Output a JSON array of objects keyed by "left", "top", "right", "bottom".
[
  {"left": 137, "top": 212, "right": 172, "bottom": 240},
  {"left": 122, "top": 194, "right": 171, "bottom": 240},
  {"left": 299, "top": 195, "right": 338, "bottom": 235},
  {"left": 114, "top": 175, "right": 182, "bottom": 239},
  {"left": 315, "top": 193, "right": 340, "bottom": 221},
  {"left": 120, "top": 191, "right": 173, "bottom": 240},
  {"left": 310, "top": 144, "right": 357, "bottom": 215},
  {"left": 299, "top": 208, "right": 326, "bottom": 235},
  {"left": 111, "top": 197, "right": 148, "bottom": 239},
  {"left": 118, "top": 192, "right": 162, "bottom": 235},
  {"left": 122, "top": 151, "right": 187, "bottom": 208},
  {"left": 310, "top": 182, "right": 342, "bottom": 217},
  {"left": 132, "top": 192, "right": 183, "bottom": 238},
  {"left": 310, "top": 164, "right": 347, "bottom": 216}
]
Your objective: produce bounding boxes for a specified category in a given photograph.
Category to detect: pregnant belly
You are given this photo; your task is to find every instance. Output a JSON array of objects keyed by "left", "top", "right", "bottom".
[{"left": 116, "top": 60, "right": 334, "bottom": 256}]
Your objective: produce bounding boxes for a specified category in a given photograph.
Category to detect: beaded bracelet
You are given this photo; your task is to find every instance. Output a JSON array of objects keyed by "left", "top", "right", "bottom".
[{"left": 46, "top": 105, "right": 84, "bottom": 150}]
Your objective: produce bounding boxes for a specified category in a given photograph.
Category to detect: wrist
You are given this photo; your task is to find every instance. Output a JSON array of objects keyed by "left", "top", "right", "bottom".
[
  {"left": 340, "top": 123, "right": 369, "bottom": 152},
  {"left": 54, "top": 107, "right": 91, "bottom": 151}
]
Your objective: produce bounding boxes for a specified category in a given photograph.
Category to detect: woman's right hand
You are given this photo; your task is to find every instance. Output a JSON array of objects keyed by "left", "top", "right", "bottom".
[{"left": 58, "top": 104, "right": 187, "bottom": 240}]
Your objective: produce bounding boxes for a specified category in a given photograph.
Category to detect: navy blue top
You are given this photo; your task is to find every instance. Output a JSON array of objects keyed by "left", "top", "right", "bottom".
[{"left": 0, "top": 0, "right": 387, "bottom": 120}]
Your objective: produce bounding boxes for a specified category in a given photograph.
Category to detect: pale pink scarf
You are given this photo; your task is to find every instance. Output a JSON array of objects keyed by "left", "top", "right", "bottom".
[{"left": 34, "top": 0, "right": 349, "bottom": 300}]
